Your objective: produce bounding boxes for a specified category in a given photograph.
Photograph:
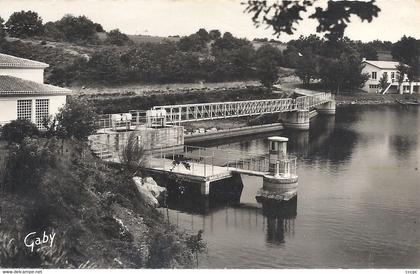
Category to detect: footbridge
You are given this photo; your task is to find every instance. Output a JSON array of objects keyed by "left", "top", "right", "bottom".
[{"left": 151, "top": 92, "right": 334, "bottom": 125}]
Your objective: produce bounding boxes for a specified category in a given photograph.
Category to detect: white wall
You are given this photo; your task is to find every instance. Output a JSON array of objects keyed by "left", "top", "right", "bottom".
[
  {"left": 362, "top": 62, "right": 410, "bottom": 93},
  {"left": 0, "top": 68, "right": 45, "bottom": 83},
  {"left": 0, "top": 95, "right": 67, "bottom": 126},
  {"left": 362, "top": 63, "right": 382, "bottom": 93}
]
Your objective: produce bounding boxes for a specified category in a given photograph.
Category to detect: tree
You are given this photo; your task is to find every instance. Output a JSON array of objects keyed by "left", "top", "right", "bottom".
[
  {"left": 295, "top": 49, "right": 318, "bottom": 85},
  {"left": 106, "top": 29, "right": 131, "bottom": 46},
  {"left": 52, "top": 97, "right": 98, "bottom": 140},
  {"left": 209, "top": 29, "right": 221, "bottom": 40},
  {"left": 319, "top": 53, "right": 368, "bottom": 94},
  {"left": 0, "top": 16, "right": 5, "bottom": 40},
  {"left": 244, "top": 0, "right": 380, "bottom": 40},
  {"left": 392, "top": 36, "right": 420, "bottom": 65},
  {"left": 178, "top": 34, "right": 207, "bottom": 52},
  {"left": 5, "top": 10, "right": 44, "bottom": 38},
  {"left": 392, "top": 36, "right": 420, "bottom": 83},
  {"left": 378, "top": 72, "right": 389, "bottom": 93},
  {"left": 396, "top": 62, "right": 408, "bottom": 94},
  {"left": 255, "top": 44, "right": 282, "bottom": 89},
  {"left": 283, "top": 45, "right": 300, "bottom": 68},
  {"left": 43, "top": 21, "right": 65, "bottom": 41},
  {"left": 1, "top": 119, "right": 40, "bottom": 144},
  {"left": 94, "top": 23, "right": 105, "bottom": 32},
  {"left": 360, "top": 44, "right": 378, "bottom": 60},
  {"left": 54, "top": 15, "right": 98, "bottom": 43},
  {"left": 196, "top": 28, "right": 210, "bottom": 42},
  {"left": 120, "top": 132, "right": 147, "bottom": 177}
]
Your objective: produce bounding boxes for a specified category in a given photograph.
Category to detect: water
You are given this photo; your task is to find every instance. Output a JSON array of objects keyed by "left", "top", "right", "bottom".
[{"left": 159, "top": 105, "right": 420, "bottom": 268}]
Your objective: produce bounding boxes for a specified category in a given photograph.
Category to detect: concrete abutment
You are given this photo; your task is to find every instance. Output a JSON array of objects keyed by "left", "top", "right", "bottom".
[{"left": 316, "top": 100, "right": 336, "bottom": 115}]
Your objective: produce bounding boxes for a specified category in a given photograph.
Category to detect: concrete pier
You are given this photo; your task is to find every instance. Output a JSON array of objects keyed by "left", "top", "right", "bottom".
[
  {"left": 316, "top": 100, "right": 336, "bottom": 115},
  {"left": 282, "top": 110, "right": 310, "bottom": 130}
]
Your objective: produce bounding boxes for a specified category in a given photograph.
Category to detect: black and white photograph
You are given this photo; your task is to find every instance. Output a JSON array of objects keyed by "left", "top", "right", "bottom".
[{"left": 0, "top": 0, "right": 419, "bottom": 272}]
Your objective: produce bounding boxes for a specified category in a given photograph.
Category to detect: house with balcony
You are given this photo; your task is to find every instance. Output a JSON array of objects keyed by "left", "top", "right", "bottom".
[
  {"left": 361, "top": 59, "right": 420, "bottom": 94},
  {"left": 0, "top": 53, "right": 71, "bottom": 128}
]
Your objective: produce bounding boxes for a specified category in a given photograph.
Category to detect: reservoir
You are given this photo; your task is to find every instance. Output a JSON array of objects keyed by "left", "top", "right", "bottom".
[{"left": 159, "top": 105, "right": 420, "bottom": 268}]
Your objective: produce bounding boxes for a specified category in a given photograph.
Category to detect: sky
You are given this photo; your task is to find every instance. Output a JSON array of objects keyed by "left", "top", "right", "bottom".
[{"left": 0, "top": 0, "right": 419, "bottom": 42}]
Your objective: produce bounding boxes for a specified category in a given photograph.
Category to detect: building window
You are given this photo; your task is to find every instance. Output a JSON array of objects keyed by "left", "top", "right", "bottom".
[
  {"left": 17, "top": 100, "right": 32, "bottom": 121},
  {"left": 391, "top": 72, "right": 395, "bottom": 79},
  {"left": 369, "top": 84, "right": 379, "bottom": 89},
  {"left": 371, "top": 72, "right": 377, "bottom": 79},
  {"left": 35, "top": 99, "right": 49, "bottom": 128}
]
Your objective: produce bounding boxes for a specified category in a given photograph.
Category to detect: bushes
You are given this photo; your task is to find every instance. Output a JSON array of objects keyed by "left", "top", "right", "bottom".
[
  {"left": 1, "top": 119, "right": 39, "bottom": 144},
  {"left": 45, "top": 97, "right": 98, "bottom": 141},
  {"left": 2, "top": 137, "right": 58, "bottom": 193}
]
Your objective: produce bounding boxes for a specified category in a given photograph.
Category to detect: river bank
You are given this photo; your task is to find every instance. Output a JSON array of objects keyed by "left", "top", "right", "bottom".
[
  {"left": 0, "top": 139, "right": 202, "bottom": 268},
  {"left": 336, "top": 92, "right": 420, "bottom": 106}
]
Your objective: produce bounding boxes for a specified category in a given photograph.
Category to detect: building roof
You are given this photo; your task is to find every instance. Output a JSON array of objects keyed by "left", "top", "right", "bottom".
[
  {"left": 363, "top": 60, "right": 406, "bottom": 70},
  {"left": 0, "top": 75, "right": 71, "bottom": 96},
  {"left": 0, "top": 53, "right": 49, "bottom": 69}
]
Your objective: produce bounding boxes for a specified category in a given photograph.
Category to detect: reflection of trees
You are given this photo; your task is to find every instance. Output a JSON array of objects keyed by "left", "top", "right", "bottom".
[
  {"left": 262, "top": 198, "right": 297, "bottom": 245},
  {"left": 389, "top": 135, "right": 417, "bottom": 161}
]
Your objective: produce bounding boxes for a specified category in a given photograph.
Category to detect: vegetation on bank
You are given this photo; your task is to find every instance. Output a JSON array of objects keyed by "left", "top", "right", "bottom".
[
  {"left": 1, "top": 9, "right": 418, "bottom": 94},
  {"left": 0, "top": 99, "right": 204, "bottom": 268},
  {"left": 84, "top": 86, "right": 282, "bottom": 114},
  {"left": 335, "top": 92, "right": 420, "bottom": 105}
]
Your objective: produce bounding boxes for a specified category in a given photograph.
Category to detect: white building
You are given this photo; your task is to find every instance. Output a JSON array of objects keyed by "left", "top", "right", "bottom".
[
  {"left": 361, "top": 59, "right": 420, "bottom": 94},
  {"left": 0, "top": 53, "right": 71, "bottom": 128}
]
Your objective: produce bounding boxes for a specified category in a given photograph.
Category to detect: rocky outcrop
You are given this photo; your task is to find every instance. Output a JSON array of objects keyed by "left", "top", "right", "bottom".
[{"left": 133, "top": 177, "right": 167, "bottom": 208}]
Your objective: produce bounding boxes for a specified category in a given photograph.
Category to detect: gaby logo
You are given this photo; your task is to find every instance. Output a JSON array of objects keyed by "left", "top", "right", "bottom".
[{"left": 24, "top": 231, "right": 56, "bottom": 252}]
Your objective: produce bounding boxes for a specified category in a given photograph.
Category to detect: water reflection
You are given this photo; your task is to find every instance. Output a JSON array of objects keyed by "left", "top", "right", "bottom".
[
  {"left": 262, "top": 199, "right": 297, "bottom": 245},
  {"left": 158, "top": 105, "right": 420, "bottom": 268}
]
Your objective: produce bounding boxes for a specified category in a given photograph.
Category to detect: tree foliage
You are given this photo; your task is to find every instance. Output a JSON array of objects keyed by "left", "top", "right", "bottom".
[
  {"left": 255, "top": 44, "right": 282, "bottom": 89},
  {"left": 295, "top": 49, "right": 318, "bottom": 85},
  {"left": 0, "top": 16, "right": 5, "bottom": 40},
  {"left": 244, "top": 0, "right": 380, "bottom": 40},
  {"left": 319, "top": 52, "right": 369, "bottom": 94},
  {"left": 396, "top": 62, "right": 408, "bottom": 92},
  {"left": 378, "top": 72, "right": 389, "bottom": 93},
  {"left": 392, "top": 36, "right": 420, "bottom": 80},
  {"left": 3, "top": 137, "right": 59, "bottom": 192},
  {"left": 120, "top": 132, "right": 147, "bottom": 177},
  {"left": 5, "top": 10, "right": 44, "bottom": 38},
  {"left": 106, "top": 29, "right": 132, "bottom": 46},
  {"left": 1, "top": 119, "right": 40, "bottom": 144},
  {"left": 48, "top": 97, "right": 97, "bottom": 140},
  {"left": 52, "top": 15, "right": 98, "bottom": 43}
]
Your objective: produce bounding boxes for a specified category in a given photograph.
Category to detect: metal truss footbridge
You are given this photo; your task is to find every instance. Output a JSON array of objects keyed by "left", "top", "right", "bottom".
[{"left": 151, "top": 92, "right": 332, "bottom": 124}]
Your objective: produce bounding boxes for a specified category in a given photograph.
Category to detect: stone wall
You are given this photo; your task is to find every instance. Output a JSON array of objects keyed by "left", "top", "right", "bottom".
[{"left": 89, "top": 125, "right": 184, "bottom": 153}]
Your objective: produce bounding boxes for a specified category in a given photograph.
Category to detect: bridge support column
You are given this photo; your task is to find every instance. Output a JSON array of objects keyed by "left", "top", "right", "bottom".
[
  {"left": 200, "top": 181, "right": 210, "bottom": 196},
  {"left": 282, "top": 110, "right": 309, "bottom": 130},
  {"left": 316, "top": 100, "right": 336, "bottom": 115}
]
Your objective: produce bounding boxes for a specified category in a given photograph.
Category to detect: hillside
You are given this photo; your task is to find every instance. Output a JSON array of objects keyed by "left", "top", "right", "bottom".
[{"left": 0, "top": 139, "right": 200, "bottom": 268}]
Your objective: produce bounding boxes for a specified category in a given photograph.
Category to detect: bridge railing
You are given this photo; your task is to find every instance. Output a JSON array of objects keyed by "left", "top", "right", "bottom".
[
  {"left": 94, "top": 111, "right": 147, "bottom": 130},
  {"left": 92, "top": 92, "right": 333, "bottom": 128}
]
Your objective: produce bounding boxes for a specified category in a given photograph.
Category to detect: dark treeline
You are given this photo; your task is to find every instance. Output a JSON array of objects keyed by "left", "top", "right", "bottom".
[
  {"left": 0, "top": 11, "right": 283, "bottom": 87},
  {"left": 0, "top": 10, "right": 418, "bottom": 92}
]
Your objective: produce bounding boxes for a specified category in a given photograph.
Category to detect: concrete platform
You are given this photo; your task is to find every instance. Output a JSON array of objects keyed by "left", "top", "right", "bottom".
[{"left": 147, "top": 157, "right": 232, "bottom": 183}]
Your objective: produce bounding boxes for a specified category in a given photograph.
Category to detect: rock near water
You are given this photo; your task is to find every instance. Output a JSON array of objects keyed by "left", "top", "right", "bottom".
[{"left": 133, "top": 177, "right": 167, "bottom": 208}]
